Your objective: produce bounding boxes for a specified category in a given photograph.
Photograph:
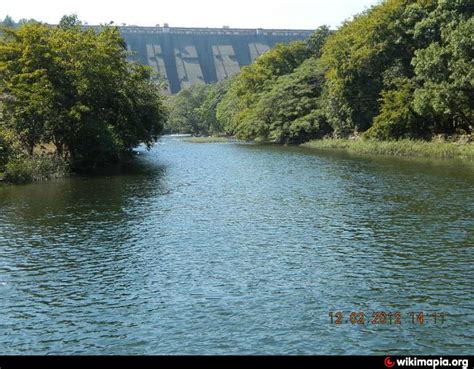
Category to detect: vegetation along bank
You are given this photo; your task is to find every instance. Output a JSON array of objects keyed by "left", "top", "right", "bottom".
[
  {"left": 0, "top": 15, "right": 168, "bottom": 183},
  {"left": 166, "top": 0, "right": 473, "bottom": 158},
  {"left": 1, "top": 0, "right": 473, "bottom": 185}
]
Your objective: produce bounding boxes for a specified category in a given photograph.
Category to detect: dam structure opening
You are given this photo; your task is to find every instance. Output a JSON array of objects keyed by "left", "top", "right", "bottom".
[{"left": 117, "top": 25, "right": 314, "bottom": 94}]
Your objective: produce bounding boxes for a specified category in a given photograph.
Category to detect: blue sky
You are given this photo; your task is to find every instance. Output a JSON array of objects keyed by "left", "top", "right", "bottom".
[{"left": 1, "top": 0, "right": 381, "bottom": 29}]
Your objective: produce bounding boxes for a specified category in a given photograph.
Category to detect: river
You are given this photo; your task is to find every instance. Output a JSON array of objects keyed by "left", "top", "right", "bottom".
[{"left": 0, "top": 135, "right": 473, "bottom": 354}]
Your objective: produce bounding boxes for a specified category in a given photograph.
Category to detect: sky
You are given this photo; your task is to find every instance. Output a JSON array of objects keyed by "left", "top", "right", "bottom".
[{"left": 1, "top": 0, "right": 381, "bottom": 29}]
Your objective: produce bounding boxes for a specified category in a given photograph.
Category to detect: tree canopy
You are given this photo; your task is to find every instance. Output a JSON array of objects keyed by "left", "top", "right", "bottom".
[
  {"left": 0, "top": 15, "right": 167, "bottom": 171},
  {"left": 165, "top": 0, "right": 473, "bottom": 144},
  {"left": 165, "top": 80, "right": 229, "bottom": 136}
]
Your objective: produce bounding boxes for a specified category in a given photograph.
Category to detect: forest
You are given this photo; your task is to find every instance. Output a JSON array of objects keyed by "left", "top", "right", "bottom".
[
  {"left": 0, "top": 15, "right": 168, "bottom": 183},
  {"left": 166, "top": 0, "right": 473, "bottom": 146}
]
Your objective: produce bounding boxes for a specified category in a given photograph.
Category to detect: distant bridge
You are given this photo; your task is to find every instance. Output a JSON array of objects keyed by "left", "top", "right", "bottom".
[{"left": 117, "top": 25, "right": 314, "bottom": 94}]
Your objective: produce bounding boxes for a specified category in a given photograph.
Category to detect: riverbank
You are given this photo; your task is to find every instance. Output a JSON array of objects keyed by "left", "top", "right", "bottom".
[
  {"left": 0, "top": 155, "right": 69, "bottom": 184},
  {"left": 183, "top": 136, "right": 234, "bottom": 144},
  {"left": 301, "top": 139, "right": 474, "bottom": 160}
]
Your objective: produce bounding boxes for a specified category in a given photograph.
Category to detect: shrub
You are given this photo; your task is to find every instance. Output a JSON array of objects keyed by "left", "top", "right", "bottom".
[
  {"left": 0, "top": 135, "right": 10, "bottom": 172},
  {"left": 3, "top": 155, "right": 69, "bottom": 184}
]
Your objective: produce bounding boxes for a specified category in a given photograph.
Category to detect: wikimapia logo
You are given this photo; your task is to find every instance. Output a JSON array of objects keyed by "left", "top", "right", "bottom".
[{"left": 384, "top": 357, "right": 470, "bottom": 369}]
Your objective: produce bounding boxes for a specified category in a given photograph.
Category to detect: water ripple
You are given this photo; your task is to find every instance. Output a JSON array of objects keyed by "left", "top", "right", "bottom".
[{"left": 0, "top": 137, "right": 473, "bottom": 354}]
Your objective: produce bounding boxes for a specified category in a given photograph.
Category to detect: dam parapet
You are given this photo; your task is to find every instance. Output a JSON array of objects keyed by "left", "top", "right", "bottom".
[{"left": 113, "top": 25, "right": 313, "bottom": 93}]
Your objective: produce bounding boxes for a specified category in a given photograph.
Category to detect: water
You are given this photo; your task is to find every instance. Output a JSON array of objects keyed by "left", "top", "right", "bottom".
[{"left": 0, "top": 136, "right": 473, "bottom": 355}]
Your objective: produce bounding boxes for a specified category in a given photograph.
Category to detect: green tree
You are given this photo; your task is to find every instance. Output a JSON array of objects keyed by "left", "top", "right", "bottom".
[
  {"left": 320, "top": 0, "right": 437, "bottom": 136},
  {"left": 245, "top": 57, "right": 330, "bottom": 143},
  {"left": 412, "top": 4, "right": 473, "bottom": 135},
  {"left": 166, "top": 80, "right": 230, "bottom": 136},
  {"left": 367, "top": 0, "right": 473, "bottom": 139},
  {"left": 163, "top": 0, "right": 473, "bottom": 146},
  {"left": 0, "top": 17, "right": 167, "bottom": 168},
  {"left": 58, "top": 14, "right": 81, "bottom": 29},
  {"left": 0, "top": 23, "right": 55, "bottom": 155},
  {"left": 307, "top": 25, "right": 332, "bottom": 58},
  {"left": 217, "top": 41, "right": 311, "bottom": 139},
  {"left": 166, "top": 84, "right": 210, "bottom": 135},
  {"left": 366, "top": 77, "right": 427, "bottom": 139},
  {"left": 197, "top": 80, "right": 230, "bottom": 135}
]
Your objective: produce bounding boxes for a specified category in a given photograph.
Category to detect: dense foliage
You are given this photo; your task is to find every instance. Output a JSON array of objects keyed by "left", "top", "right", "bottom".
[
  {"left": 166, "top": 1, "right": 472, "bottom": 144},
  {"left": 165, "top": 80, "right": 229, "bottom": 136},
  {"left": 0, "top": 15, "right": 167, "bottom": 180},
  {"left": 324, "top": 0, "right": 473, "bottom": 139},
  {"left": 216, "top": 41, "right": 313, "bottom": 141},
  {"left": 239, "top": 57, "right": 330, "bottom": 144}
]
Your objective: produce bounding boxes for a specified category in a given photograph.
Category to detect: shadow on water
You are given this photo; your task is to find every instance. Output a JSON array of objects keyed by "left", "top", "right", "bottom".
[
  {"left": 0, "top": 153, "right": 168, "bottom": 227},
  {"left": 0, "top": 152, "right": 171, "bottom": 354}
]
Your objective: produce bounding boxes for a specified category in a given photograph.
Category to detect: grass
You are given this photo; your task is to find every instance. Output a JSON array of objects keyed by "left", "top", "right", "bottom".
[
  {"left": 183, "top": 136, "right": 234, "bottom": 144},
  {"left": 301, "top": 138, "right": 474, "bottom": 160},
  {"left": 2, "top": 155, "right": 69, "bottom": 184}
]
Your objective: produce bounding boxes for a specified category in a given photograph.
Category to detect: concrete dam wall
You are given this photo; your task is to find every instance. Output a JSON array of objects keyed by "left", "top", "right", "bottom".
[{"left": 118, "top": 26, "right": 313, "bottom": 94}]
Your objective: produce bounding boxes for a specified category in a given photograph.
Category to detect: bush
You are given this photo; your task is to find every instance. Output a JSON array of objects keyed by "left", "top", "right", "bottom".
[
  {"left": 302, "top": 138, "right": 474, "bottom": 160},
  {"left": 0, "top": 135, "right": 10, "bottom": 172},
  {"left": 365, "top": 78, "right": 428, "bottom": 140},
  {"left": 3, "top": 155, "right": 69, "bottom": 184}
]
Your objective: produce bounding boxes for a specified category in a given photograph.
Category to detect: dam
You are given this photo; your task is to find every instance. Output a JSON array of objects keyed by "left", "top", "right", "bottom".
[{"left": 118, "top": 25, "right": 314, "bottom": 94}]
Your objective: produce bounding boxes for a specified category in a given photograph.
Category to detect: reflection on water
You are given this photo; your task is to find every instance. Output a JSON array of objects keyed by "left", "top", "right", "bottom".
[{"left": 0, "top": 136, "right": 473, "bottom": 354}]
